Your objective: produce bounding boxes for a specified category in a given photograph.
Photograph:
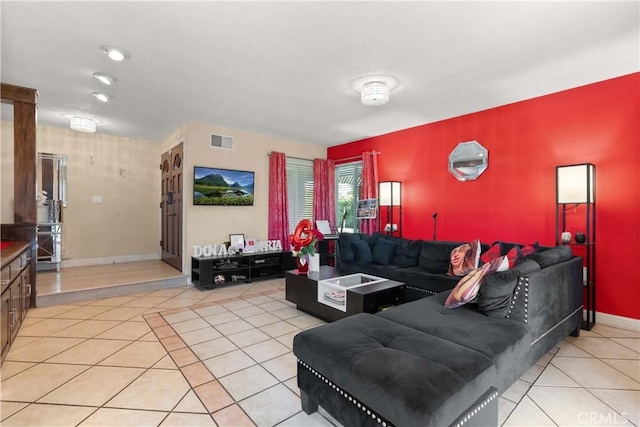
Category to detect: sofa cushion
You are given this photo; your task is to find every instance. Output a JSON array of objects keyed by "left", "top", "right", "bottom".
[
  {"left": 293, "top": 313, "right": 496, "bottom": 427},
  {"left": 378, "top": 294, "right": 531, "bottom": 391},
  {"left": 525, "top": 245, "right": 573, "bottom": 268},
  {"left": 340, "top": 260, "right": 403, "bottom": 278},
  {"left": 352, "top": 239, "right": 373, "bottom": 263},
  {"left": 418, "top": 241, "right": 462, "bottom": 273},
  {"left": 393, "top": 238, "right": 423, "bottom": 267},
  {"left": 372, "top": 238, "right": 397, "bottom": 265},
  {"left": 389, "top": 267, "right": 461, "bottom": 294},
  {"left": 477, "top": 260, "right": 541, "bottom": 318}
]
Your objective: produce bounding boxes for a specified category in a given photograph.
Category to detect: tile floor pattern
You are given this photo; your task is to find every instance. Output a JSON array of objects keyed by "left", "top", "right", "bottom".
[{"left": 1, "top": 279, "right": 638, "bottom": 426}]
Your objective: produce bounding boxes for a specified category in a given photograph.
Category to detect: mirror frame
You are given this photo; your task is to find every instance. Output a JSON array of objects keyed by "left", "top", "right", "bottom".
[{"left": 448, "top": 140, "right": 489, "bottom": 181}]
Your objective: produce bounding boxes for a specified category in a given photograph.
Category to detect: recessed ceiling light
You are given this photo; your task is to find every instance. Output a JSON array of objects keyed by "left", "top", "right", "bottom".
[
  {"left": 93, "top": 72, "right": 115, "bottom": 85},
  {"left": 100, "top": 45, "right": 129, "bottom": 62},
  {"left": 92, "top": 92, "right": 110, "bottom": 102},
  {"left": 69, "top": 116, "right": 96, "bottom": 133}
]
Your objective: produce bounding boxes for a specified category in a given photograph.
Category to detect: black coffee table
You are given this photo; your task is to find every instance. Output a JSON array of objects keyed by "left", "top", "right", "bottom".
[{"left": 285, "top": 266, "right": 405, "bottom": 322}]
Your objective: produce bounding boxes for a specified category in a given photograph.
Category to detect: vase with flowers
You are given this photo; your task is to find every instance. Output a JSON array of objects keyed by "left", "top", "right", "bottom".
[{"left": 289, "top": 219, "right": 324, "bottom": 274}]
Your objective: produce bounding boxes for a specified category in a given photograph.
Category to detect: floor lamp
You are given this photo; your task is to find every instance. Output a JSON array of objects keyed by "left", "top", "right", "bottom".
[
  {"left": 378, "top": 181, "right": 401, "bottom": 237},
  {"left": 555, "top": 163, "right": 596, "bottom": 330}
]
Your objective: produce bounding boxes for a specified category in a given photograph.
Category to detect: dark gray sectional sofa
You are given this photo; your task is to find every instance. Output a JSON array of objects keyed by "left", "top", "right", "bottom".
[
  {"left": 336, "top": 232, "right": 490, "bottom": 301},
  {"left": 293, "top": 242, "right": 583, "bottom": 427}
]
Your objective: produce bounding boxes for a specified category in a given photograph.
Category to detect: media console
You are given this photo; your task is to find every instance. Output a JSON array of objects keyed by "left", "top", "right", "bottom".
[{"left": 191, "top": 250, "right": 293, "bottom": 289}]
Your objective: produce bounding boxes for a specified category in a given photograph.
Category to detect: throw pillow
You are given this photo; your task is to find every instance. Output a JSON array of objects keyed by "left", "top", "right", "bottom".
[
  {"left": 526, "top": 245, "right": 573, "bottom": 268},
  {"left": 393, "top": 239, "right": 422, "bottom": 267},
  {"left": 337, "top": 234, "right": 356, "bottom": 262},
  {"left": 444, "top": 262, "right": 492, "bottom": 308},
  {"left": 447, "top": 239, "right": 481, "bottom": 277},
  {"left": 351, "top": 239, "right": 373, "bottom": 263},
  {"left": 486, "top": 255, "right": 509, "bottom": 273},
  {"left": 372, "top": 238, "right": 397, "bottom": 265},
  {"left": 521, "top": 241, "right": 539, "bottom": 257},
  {"left": 480, "top": 242, "right": 504, "bottom": 264},
  {"left": 505, "top": 245, "right": 523, "bottom": 268}
]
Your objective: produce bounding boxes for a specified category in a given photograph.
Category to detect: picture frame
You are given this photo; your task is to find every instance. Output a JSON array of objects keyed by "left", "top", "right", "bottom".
[
  {"left": 244, "top": 237, "right": 258, "bottom": 253},
  {"left": 229, "top": 233, "right": 245, "bottom": 251},
  {"left": 355, "top": 198, "right": 378, "bottom": 219}
]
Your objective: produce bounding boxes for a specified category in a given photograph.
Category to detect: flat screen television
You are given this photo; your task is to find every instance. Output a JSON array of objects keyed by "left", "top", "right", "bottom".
[{"left": 193, "top": 166, "right": 255, "bottom": 206}]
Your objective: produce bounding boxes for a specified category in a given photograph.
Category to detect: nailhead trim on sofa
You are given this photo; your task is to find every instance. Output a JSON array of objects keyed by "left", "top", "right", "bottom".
[
  {"left": 298, "top": 359, "right": 394, "bottom": 427},
  {"left": 405, "top": 285, "right": 437, "bottom": 296},
  {"left": 452, "top": 390, "right": 499, "bottom": 427},
  {"left": 506, "top": 276, "right": 529, "bottom": 322}
]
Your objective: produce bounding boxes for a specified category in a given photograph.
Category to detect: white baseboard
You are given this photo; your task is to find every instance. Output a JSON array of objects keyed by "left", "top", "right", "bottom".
[
  {"left": 596, "top": 311, "right": 640, "bottom": 332},
  {"left": 62, "top": 253, "right": 161, "bottom": 268}
]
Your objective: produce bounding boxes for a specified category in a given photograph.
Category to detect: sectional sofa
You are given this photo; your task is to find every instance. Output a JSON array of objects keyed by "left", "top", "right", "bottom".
[
  {"left": 336, "top": 232, "right": 492, "bottom": 300},
  {"left": 293, "top": 237, "right": 584, "bottom": 426}
]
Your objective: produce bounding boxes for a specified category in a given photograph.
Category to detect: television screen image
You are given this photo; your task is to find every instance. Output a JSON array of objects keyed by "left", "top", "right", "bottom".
[{"left": 194, "top": 166, "right": 255, "bottom": 206}]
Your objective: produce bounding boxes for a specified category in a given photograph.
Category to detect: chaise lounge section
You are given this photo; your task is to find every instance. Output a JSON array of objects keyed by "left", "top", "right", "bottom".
[{"left": 293, "top": 245, "right": 583, "bottom": 426}]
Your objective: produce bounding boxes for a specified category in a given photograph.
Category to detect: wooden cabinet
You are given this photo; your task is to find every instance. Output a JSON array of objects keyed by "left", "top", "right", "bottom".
[
  {"left": 1, "top": 242, "right": 32, "bottom": 364},
  {"left": 192, "top": 251, "right": 290, "bottom": 289}
]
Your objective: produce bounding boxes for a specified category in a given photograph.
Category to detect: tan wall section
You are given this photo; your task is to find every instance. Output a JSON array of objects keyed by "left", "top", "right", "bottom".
[
  {"left": 1, "top": 120, "right": 15, "bottom": 223},
  {"left": 182, "top": 122, "right": 326, "bottom": 269},
  {"left": 35, "top": 125, "right": 160, "bottom": 261},
  {"left": 3, "top": 119, "right": 326, "bottom": 271}
]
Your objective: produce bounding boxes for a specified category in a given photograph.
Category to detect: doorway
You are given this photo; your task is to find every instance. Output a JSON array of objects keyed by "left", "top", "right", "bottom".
[{"left": 160, "top": 143, "right": 183, "bottom": 271}]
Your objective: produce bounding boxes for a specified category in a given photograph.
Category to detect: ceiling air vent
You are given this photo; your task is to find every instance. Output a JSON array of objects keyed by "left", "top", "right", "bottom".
[{"left": 210, "top": 133, "right": 234, "bottom": 150}]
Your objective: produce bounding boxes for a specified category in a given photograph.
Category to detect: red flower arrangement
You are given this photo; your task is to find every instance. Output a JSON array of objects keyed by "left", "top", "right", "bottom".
[{"left": 289, "top": 219, "right": 324, "bottom": 259}]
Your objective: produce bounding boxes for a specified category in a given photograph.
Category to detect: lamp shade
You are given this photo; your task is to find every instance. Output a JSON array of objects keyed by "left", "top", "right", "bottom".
[
  {"left": 379, "top": 181, "right": 401, "bottom": 206},
  {"left": 556, "top": 163, "right": 595, "bottom": 204}
]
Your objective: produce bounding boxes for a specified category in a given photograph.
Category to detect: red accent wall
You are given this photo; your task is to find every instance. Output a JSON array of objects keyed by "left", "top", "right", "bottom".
[{"left": 328, "top": 73, "right": 640, "bottom": 320}]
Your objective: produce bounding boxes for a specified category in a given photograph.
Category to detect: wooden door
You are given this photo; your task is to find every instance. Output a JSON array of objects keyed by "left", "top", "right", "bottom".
[{"left": 160, "top": 143, "right": 183, "bottom": 271}]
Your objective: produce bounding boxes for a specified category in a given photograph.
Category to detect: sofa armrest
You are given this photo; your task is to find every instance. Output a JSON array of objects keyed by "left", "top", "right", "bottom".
[{"left": 508, "top": 256, "right": 583, "bottom": 341}]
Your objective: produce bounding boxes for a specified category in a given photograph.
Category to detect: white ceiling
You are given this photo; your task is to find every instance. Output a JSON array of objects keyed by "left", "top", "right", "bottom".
[{"left": 1, "top": 1, "right": 638, "bottom": 146}]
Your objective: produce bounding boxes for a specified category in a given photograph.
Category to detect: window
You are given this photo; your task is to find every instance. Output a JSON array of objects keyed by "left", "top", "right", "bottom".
[
  {"left": 286, "top": 158, "right": 314, "bottom": 233},
  {"left": 335, "top": 162, "right": 362, "bottom": 233}
]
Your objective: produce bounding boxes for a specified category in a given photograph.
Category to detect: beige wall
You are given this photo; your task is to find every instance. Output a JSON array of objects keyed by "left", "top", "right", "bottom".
[
  {"left": 1, "top": 123, "right": 162, "bottom": 263},
  {"left": 3, "top": 119, "right": 326, "bottom": 271},
  {"left": 1, "top": 120, "right": 15, "bottom": 223},
  {"left": 180, "top": 121, "right": 326, "bottom": 271}
]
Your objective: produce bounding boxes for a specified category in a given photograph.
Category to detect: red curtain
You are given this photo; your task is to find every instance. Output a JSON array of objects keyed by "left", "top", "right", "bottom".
[
  {"left": 360, "top": 151, "right": 379, "bottom": 234},
  {"left": 268, "top": 152, "right": 290, "bottom": 250},
  {"left": 313, "top": 158, "right": 336, "bottom": 231}
]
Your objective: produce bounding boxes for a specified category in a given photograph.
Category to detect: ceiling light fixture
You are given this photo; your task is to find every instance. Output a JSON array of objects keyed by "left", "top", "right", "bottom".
[
  {"left": 92, "top": 92, "right": 110, "bottom": 102},
  {"left": 93, "top": 72, "right": 115, "bottom": 85},
  {"left": 69, "top": 116, "right": 96, "bottom": 133},
  {"left": 352, "top": 75, "right": 398, "bottom": 107},
  {"left": 100, "top": 45, "right": 129, "bottom": 62},
  {"left": 361, "top": 81, "right": 390, "bottom": 106}
]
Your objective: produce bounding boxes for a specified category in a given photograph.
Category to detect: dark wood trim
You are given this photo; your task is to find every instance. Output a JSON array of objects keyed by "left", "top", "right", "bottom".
[
  {"left": 1, "top": 82, "right": 38, "bottom": 306},
  {"left": 1, "top": 83, "right": 37, "bottom": 105},
  {"left": 13, "top": 102, "right": 37, "bottom": 224}
]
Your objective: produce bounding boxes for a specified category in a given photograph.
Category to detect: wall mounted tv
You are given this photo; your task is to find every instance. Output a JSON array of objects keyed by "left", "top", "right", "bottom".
[{"left": 193, "top": 166, "right": 255, "bottom": 206}]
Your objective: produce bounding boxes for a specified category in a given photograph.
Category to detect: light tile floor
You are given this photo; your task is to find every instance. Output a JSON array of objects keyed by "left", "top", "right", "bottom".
[{"left": 1, "top": 279, "right": 638, "bottom": 426}]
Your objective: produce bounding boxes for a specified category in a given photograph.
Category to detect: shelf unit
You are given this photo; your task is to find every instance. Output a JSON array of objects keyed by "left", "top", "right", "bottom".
[
  {"left": 555, "top": 163, "right": 595, "bottom": 330},
  {"left": 36, "top": 222, "right": 62, "bottom": 272},
  {"left": 191, "top": 250, "right": 286, "bottom": 289}
]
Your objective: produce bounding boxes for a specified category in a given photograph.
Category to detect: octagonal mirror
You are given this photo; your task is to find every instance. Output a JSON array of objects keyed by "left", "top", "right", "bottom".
[{"left": 448, "top": 141, "right": 488, "bottom": 181}]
